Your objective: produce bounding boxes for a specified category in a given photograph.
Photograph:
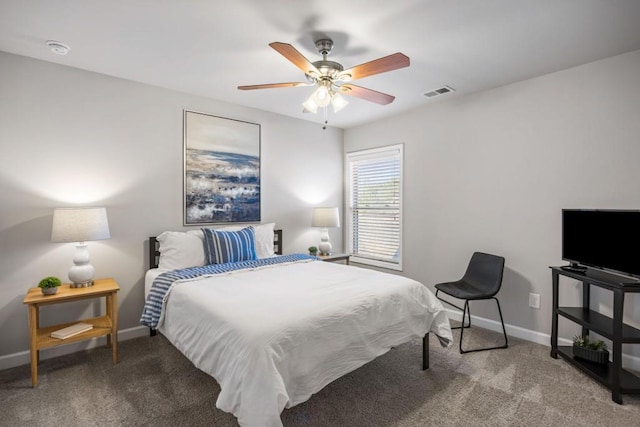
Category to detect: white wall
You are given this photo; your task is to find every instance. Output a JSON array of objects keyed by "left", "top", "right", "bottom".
[
  {"left": 345, "top": 50, "right": 640, "bottom": 351},
  {"left": 0, "top": 52, "right": 343, "bottom": 365}
]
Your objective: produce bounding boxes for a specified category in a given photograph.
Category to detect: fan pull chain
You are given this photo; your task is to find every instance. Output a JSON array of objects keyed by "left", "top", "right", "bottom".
[{"left": 322, "top": 106, "right": 328, "bottom": 130}]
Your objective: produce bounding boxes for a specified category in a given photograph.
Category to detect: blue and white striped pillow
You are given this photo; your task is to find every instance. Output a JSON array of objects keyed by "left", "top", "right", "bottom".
[{"left": 202, "top": 226, "right": 257, "bottom": 265}]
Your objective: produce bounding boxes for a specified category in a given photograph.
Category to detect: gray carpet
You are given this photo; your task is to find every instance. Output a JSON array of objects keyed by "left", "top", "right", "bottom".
[{"left": 2, "top": 327, "right": 640, "bottom": 426}]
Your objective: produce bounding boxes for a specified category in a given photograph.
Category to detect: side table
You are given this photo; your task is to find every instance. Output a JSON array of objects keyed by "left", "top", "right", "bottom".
[
  {"left": 23, "top": 277, "right": 119, "bottom": 386},
  {"left": 316, "top": 253, "right": 350, "bottom": 265}
]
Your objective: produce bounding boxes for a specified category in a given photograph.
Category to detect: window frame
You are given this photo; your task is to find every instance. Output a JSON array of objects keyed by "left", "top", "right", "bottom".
[{"left": 345, "top": 144, "right": 403, "bottom": 271}]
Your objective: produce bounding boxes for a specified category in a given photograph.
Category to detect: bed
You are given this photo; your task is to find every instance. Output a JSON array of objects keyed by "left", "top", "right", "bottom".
[{"left": 140, "top": 225, "right": 452, "bottom": 427}]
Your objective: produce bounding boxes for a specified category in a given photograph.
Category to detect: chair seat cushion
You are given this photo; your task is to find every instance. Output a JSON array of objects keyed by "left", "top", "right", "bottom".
[{"left": 435, "top": 280, "right": 494, "bottom": 300}]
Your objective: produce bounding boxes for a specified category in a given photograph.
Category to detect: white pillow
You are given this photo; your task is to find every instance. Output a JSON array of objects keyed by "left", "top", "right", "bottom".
[
  {"left": 253, "top": 223, "right": 276, "bottom": 258},
  {"left": 156, "top": 231, "right": 206, "bottom": 270},
  {"left": 156, "top": 223, "right": 276, "bottom": 270}
]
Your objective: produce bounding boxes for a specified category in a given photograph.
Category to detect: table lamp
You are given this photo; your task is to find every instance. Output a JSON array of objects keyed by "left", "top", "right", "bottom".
[
  {"left": 312, "top": 207, "right": 340, "bottom": 255},
  {"left": 51, "top": 207, "right": 110, "bottom": 288}
]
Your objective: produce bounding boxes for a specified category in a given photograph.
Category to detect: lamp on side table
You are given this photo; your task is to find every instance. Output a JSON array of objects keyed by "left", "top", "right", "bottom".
[
  {"left": 312, "top": 207, "right": 340, "bottom": 256},
  {"left": 51, "top": 207, "right": 111, "bottom": 288}
]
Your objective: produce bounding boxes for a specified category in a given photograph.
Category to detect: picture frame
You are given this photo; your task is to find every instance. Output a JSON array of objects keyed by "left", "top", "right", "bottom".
[{"left": 183, "top": 110, "right": 261, "bottom": 225}]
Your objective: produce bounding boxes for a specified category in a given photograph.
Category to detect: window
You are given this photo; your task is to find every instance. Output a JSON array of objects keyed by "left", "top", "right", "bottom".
[{"left": 346, "top": 144, "right": 403, "bottom": 270}]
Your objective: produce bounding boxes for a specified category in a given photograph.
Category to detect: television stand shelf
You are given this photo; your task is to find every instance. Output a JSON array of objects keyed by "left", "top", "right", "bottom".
[{"left": 550, "top": 267, "right": 640, "bottom": 404}]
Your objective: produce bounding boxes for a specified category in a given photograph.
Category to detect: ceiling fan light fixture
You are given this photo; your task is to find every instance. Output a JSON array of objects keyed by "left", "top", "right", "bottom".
[
  {"left": 302, "top": 96, "right": 319, "bottom": 114},
  {"left": 312, "top": 85, "right": 332, "bottom": 107},
  {"left": 331, "top": 93, "right": 349, "bottom": 113}
]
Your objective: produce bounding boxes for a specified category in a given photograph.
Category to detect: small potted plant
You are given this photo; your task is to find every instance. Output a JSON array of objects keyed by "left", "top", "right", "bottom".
[
  {"left": 308, "top": 246, "right": 318, "bottom": 256},
  {"left": 572, "top": 335, "right": 609, "bottom": 364},
  {"left": 38, "top": 276, "right": 62, "bottom": 295}
]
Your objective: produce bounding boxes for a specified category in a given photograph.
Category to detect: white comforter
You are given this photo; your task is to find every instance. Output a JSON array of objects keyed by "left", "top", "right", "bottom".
[{"left": 158, "top": 259, "right": 451, "bottom": 427}]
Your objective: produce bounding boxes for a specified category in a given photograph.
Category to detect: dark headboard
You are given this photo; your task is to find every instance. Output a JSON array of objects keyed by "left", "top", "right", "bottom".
[{"left": 149, "top": 229, "right": 283, "bottom": 269}]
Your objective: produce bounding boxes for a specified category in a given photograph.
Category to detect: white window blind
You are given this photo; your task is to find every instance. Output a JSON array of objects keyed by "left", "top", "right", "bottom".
[{"left": 346, "top": 144, "right": 403, "bottom": 270}]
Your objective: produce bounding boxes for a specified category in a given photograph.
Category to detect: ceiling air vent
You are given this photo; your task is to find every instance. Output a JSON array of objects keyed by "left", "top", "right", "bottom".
[{"left": 423, "top": 85, "right": 455, "bottom": 98}]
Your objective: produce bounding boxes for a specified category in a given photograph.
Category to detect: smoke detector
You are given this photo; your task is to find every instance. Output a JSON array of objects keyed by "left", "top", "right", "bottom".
[
  {"left": 424, "top": 85, "right": 455, "bottom": 98},
  {"left": 46, "top": 40, "right": 71, "bottom": 55}
]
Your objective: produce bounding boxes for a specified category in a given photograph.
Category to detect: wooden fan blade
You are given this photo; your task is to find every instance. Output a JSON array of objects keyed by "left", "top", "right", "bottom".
[
  {"left": 339, "top": 52, "right": 409, "bottom": 81},
  {"left": 238, "top": 82, "right": 311, "bottom": 90},
  {"left": 338, "top": 84, "right": 396, "bottom": 105},
  {"left": 269, "top": 42, "right": 321, "bottom": 77}
]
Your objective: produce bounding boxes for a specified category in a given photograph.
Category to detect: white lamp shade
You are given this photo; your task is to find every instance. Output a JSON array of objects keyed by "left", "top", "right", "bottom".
[
  {"left": 302, "top": 96, "right": 319, "bottom": 114},
  {"left": 51, "top": 207, "right": 110, "bottom": 242},
  {"left": 331, "top": 93, "right": 349, "bottom": 113},
  {"left": 312, "top": 207, "right": 340, "bottom": 228}
]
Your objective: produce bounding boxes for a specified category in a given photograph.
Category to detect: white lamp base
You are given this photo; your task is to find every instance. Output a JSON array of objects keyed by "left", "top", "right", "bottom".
[
  {"left": 68, "top": 242, "right": 95, "bottom": 287},
  {"left": 318, "top": 228, "right": 332, "bottom": 255}
]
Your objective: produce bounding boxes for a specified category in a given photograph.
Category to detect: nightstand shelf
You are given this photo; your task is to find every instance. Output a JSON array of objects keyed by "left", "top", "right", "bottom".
[
  {"left": 23, "top": 277, "right": 119, "bottom": 387},
  {"left": 36, "top": 315, "right": 113, "bottom": 349}
]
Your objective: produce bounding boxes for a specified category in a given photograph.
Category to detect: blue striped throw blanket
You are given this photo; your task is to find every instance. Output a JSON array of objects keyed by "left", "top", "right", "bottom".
[{"left": 140, "top": 254, "right": 317, "bottom": 329}]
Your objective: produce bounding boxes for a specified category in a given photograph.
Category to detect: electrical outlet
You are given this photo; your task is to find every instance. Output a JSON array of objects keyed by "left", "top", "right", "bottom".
[{"left": 529, "top": 293, "right": 540, "bottom": 309}]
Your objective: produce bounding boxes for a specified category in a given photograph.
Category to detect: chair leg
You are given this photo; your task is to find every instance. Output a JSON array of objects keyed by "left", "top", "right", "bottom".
[
  {"left": 436, "top": 290, "right": 471, "bottom": 329},
  {"left": 459, "top": 300, "right": 470, "bottom": 353},
  {"left": 496, "top": 297, "right": 509, "bottom": 348},
  {"left": 459, "top": 297, "right": 508, "bottom": 354}
]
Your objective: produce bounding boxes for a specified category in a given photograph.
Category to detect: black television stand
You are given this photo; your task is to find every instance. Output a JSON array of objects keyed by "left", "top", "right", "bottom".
[{"left": 550, "top": 266, "right": 640, "bottom": 404}]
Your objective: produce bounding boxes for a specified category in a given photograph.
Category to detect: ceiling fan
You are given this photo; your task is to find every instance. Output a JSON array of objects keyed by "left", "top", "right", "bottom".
[{"left": 238, "top": 39, "right": 410, "bottom": 115}]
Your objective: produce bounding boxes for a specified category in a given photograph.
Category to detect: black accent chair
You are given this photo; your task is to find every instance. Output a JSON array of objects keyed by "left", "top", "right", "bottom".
[{"left": 435, "top": 252, "right": 508, "bottom": 354}]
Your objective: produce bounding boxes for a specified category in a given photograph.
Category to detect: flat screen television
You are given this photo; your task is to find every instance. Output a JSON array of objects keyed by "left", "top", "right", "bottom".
[{"left": 562, "top": 209, "right": 640, "bottom": 279}]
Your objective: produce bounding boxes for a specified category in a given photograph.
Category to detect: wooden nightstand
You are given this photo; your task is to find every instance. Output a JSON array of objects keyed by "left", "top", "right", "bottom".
[
  {"left": 316, "top": 253, "right": 350, "bottom": 265},
  {"left": 23, "top": 277, "right": 119, "bottom": 387}
]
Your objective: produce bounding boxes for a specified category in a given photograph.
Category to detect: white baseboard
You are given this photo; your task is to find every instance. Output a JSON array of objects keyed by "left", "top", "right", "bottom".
[
  {"left": 0, "top": 325, "right": 149, "bottom": 371},
  {"left": 4, "top": 314, "right": 640, "bottom": 373},
  {"left": 444, "top": 308, "right": 640, "bottom": 371}
]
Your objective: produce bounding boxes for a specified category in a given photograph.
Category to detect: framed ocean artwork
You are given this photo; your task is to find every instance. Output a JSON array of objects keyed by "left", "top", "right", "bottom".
[{"left": 183, "top": 110, "right": 261, "bottom": 225}]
